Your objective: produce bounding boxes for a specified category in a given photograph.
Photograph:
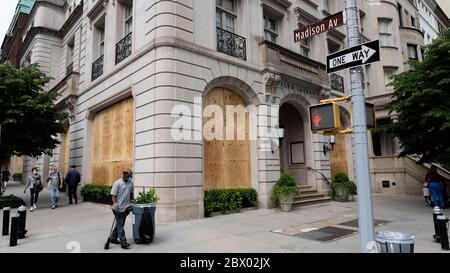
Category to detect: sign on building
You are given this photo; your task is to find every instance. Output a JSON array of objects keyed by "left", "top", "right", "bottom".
[
  {"left": 309, "top": 102, "right": 341, "bottom": 132},
  {"left": 326, "top": 40, "right": 380, "bottom": 74},
  {"left": 294, "top": 12, "right": 344, "bottom": 42}
]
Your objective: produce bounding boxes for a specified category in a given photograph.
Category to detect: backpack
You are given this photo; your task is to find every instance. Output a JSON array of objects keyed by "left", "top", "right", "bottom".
[{"left": 32, "top": 176, "right": 43, "bottom": 192}]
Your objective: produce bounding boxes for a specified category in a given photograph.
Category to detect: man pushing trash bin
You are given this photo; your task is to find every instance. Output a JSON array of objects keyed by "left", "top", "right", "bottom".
[{"left": 108, "top": 169, "right": 134, "bottom": 250}]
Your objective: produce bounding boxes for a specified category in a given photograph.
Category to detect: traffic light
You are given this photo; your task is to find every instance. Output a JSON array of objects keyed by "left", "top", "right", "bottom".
[{"left": 309, "top": 102, "right": 341, "bottom": 132}]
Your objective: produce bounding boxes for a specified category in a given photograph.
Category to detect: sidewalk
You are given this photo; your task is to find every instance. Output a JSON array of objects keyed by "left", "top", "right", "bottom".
[{"left": 0, "top": 180, "right": 449, "bottom": 253}]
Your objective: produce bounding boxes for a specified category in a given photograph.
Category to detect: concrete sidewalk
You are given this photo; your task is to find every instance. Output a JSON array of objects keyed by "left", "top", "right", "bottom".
[{"left": 0, "top": 181, "right": 448, "bottom": 253}]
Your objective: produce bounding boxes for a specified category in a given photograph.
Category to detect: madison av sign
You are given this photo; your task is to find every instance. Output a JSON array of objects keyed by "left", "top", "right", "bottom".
[
  {"left": 327, "top": 40, "right": 380, "bottom": 73},
  {"left": 294, "top": 12, "right": 344, "bottom": 42}
]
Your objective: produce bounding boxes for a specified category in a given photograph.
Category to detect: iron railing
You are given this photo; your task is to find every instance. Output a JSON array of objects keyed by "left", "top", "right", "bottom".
[
  {"left": 330, "top": 73, "right": 345, "bottom": 93},
  {"left": 216, "top": 27, "right": 246, "bottom": 60},
  {"left": 66, "top": 62, "right": 74, "bottom": 75},
  {"left": 91, "top": 55, "right": 104, "bottom": 81},
  {"left": 116, "top": 32, "right": 132, "bottom": 64}
]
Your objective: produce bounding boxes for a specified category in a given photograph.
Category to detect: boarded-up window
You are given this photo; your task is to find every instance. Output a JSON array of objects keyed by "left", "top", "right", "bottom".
[
  {"left": 203, "top": 88, "right": 251, "bottom": 190},
  {"left": 63, "top": 127, "right": 71, "bottom": 175},
  {"left": 92, "top": 98, "right": 134, "bottom": 185}
]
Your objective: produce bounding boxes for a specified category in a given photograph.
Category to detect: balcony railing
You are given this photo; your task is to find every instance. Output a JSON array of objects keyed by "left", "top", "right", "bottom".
[
  {"left": 216, "top": 27, "right": 246, "bottom": 61},
  {"left": 92, "top": 55, "right": 104, "bottom": 81},
  {"left": 116, "top": 32, "right": 132, "bottom": 64},
  {"left": 66, "top": 62, "right": 74, "bottom": 75}
]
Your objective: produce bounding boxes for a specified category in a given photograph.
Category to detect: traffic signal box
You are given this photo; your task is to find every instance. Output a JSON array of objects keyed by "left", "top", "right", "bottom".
[{"left": 309, "top": 98, "right": 376, "bottom": 134}]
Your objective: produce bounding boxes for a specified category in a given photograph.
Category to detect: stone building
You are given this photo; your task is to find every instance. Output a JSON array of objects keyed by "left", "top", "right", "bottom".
[{"left": 2, "top": 0, "right": 449, "bottom": 222}]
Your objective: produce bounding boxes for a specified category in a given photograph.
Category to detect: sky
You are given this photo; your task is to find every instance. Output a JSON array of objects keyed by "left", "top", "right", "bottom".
[
  {"left": 436, "top": 0, "right": 450, "bottom": 19},
  {"left": 0, "top": 0, "right": 19, "bottom": 45}
]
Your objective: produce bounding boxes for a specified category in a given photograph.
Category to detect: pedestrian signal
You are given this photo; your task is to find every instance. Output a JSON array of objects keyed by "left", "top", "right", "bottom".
[{"left": 309, "top": 102, "right": 341, "bottom": 132}]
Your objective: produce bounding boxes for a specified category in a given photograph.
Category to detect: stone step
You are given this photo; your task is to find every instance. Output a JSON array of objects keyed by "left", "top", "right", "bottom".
[
  {"left": 295, "top": 192, "right": 328, "bottom": 201},
  {"left": 293, "top": 196, "right": 332, "bottom": 206}
]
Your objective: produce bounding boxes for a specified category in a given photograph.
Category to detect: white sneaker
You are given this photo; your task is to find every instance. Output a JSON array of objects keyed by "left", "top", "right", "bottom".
[
  {"left": 30, "top": 207, "right": 34, "bottom": 212},
  {"left": 33, "top": 204, "right": 37, "bottom": 209}
]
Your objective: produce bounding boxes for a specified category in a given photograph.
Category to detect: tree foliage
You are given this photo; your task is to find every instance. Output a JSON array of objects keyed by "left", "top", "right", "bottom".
[
  {"left": 0, "top": 63, "right": 68, "bottom": 161},
  {"left": 380, "top": 29, "right": 450, "bottom": 166}
]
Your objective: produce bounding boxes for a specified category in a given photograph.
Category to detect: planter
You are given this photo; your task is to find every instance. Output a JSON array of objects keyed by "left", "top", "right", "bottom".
[
  {"left": 334, "top": 184, "right": 349, "bottom": 202},
  {"left": 82, "top": 194, "right": 112, "bottom": 205},
  {"left": 279, "top": 192, "right": 296, "bottom": 212}
]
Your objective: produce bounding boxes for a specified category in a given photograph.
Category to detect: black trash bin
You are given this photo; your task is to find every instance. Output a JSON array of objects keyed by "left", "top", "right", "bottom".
[
  {"left": 132, "top": 204, "right": 156, "bottom": 244},
  {"left": 375, "top": 231, "right": 415, "bottom": 253}
]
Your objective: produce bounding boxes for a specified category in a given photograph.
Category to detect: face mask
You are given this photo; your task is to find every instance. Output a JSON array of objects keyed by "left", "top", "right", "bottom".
[
  {"left": 128, "top": 175, "right": 133, "bottom": 183},
  {"left": 33, "top": 171, "right": 38, "bottom": 175}
]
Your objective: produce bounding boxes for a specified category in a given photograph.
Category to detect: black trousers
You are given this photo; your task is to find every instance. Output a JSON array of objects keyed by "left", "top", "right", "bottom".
[
  {"left": 68, "top": 185, "right": 78, "bottom": 204},
  {"left": 30, "top": 188, "right": 39, "bottom": 206}
]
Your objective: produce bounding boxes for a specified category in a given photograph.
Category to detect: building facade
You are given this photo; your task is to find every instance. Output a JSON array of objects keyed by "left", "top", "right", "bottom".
[
  {"left": 3, "top": 0, "right": 449, "bottom": 223},
  {"left": 416, "top": 0, "right": 450, "bottom": 44}
]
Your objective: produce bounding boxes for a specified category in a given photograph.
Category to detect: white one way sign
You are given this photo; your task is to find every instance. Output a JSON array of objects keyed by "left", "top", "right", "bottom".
[{"left": 326, "top": 40, "right": 380, "bottom": 74}]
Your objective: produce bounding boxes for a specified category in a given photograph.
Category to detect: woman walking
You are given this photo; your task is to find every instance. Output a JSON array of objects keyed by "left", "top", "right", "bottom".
[
  {"left": 425, "top": 165, "right": 446, "bottom": 209},
  {"left": 24, "top": 168, "right": 43, "bottom": 211}
]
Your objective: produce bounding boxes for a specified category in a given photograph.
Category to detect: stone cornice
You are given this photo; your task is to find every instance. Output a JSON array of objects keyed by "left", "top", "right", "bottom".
[
  {"left": 87, "top": 0, "right": 108, "bottom": 19},
  {"left": 19, "top": 26, "right": 60, "bottom": 59},
  {"left": 59, "top": 2, "right": 83, "bottom": 37}
]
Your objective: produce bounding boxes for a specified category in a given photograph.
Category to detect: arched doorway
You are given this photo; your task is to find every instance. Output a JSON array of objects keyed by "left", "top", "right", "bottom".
[
  {"left": 203, "top": 88, "right": 251, "bottom": 190},
  {"left": 279, "top": 103, "right": 309, "bottom": 186}
]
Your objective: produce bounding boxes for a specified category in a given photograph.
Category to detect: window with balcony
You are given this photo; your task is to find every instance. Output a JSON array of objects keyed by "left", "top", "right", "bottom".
[
  {"left": 216, "top": 0, "right": 236, "bottom": 33},
  {"left": 378, "top": 18, "right": 393, "bottom": 46},
  {"left": 407, "top": 44, "right": 418, "bottom": 60},
  {"left": 116, "top": 0, "right": 133, "bottom": 64},
  {"left": 263, "top": 15, "right": 278, "bottom": 43},
  {"left": 92, "top": 17, "right": 105, "bottom": 81},
  {"left": 216, "top": 0, "right": 246, "bottom": 60}
]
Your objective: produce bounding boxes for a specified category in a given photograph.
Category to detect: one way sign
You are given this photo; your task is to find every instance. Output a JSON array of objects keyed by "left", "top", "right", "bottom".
[{"left": 326, "top": 40, "right": 380, "bottom": 74}]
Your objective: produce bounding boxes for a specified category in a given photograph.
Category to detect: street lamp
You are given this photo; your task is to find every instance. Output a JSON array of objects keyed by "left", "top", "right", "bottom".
[
  {"left": 271, "top": 124, "right": 285, "bottom": 154},
  {"left": 323, "top": 135, "right": 336, "bottom": 156}
]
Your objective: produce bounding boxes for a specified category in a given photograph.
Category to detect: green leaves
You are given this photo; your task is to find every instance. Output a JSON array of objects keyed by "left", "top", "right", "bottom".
[
  {"left": 0, "top": 63, "right": 68, "bottom": 160},
  {"left": 204, "top": 188, "right": 258, "bottom": 217},
  {"left": 136, "top": 188, "right": 159, "bottom": 204},
  {"left": 379, "top": 29, "right": 450, "bottom": 166},
  {"left": 80, "top": 184, "right": 112, "bottom": 199}
]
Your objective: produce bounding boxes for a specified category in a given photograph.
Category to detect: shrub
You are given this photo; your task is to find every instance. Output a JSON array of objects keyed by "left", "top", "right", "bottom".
[
  {"left": 331, "top": 172, "right": 357, "bottom": 197},
  {"left": 136, "top": 188, "right": 160, "bottom": 204},
  {"left": 12, "top": 173, "right": 22, "bottom": 178},
  {"left": 204, "top": 188, "right": 258, "bottom": 217},
  {"left": 0, "top": 195, "right": 25, "bottom": 209},
  {"left": 271, "top": 172, "right": 299, "bottom": 204},
  {"left": 80, "top": 184, "right": 112, "bottom": 199}
]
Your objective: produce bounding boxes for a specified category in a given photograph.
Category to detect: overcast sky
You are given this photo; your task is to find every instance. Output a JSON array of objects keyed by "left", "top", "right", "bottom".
[{"left": 0, "top": 0, "right": 19, "bottom": 42}]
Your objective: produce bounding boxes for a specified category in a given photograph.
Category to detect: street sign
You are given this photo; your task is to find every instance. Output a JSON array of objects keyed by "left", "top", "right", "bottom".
[
  {"left": 309, "top": 102, "right": 341, "bottom": 132},
  {"left": 326, "top": 40, "right": 380, "bottom": 74},
  {"left": 294, "top": 12, "right": 344, "bottom": 43}
]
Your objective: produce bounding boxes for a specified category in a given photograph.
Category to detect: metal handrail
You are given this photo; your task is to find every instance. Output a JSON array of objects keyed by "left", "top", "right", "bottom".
[
  {"left": 216, "top": 27, "right": 246, "bottom": 60},
  {"left": 91, "top": 55, "right": 104, "bottom": 81},
  {"left": 307, "top": 167, "right": 332, "bottom": 186},
  {"left": 116, "top": 32, "right": 132, "bottom": 64}
]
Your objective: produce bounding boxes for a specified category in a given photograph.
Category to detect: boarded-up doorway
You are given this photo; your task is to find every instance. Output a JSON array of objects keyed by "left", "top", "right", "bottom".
[
  {"left": 203, "top": 88, "right": 251, "bottom": 190},
  {"left": 330, "top": 134, "right": 348, "bottom": 178},
  {"left": 92, "top": 98, "right": 134, "bottom": 185},
  {"left": 63, "top": 127, "right": 71, "bottom": 175}
]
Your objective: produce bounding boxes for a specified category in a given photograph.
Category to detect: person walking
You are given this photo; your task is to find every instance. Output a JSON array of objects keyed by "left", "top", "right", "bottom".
[
  {"left": 1, "top": 167, "right": 10, "bottom": 192},
  {"left": 423, "top": 183, "right": 431, "bottom": 207},
  {"left": 65, "top": 165, "right": 81, "bottom": 204},
  {"left": 47, "top": 166, "right": 63, "bottom": 209},
  {"left": 425, "top": 165, "right": 445, "bottom": 209},
  {"left": 24, "top": 168, "right": 43, "bottom": 211},
  {"left": 109, "top": 169, "right": 134, "bottom": 249}
]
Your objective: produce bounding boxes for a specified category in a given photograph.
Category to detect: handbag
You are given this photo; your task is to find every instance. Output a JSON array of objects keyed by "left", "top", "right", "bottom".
[{"left": 34, "top": 179, "right": 44, "bottom": 192}]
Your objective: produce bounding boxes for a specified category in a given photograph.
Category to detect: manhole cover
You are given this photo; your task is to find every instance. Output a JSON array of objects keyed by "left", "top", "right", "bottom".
[
  {"left": 294, "top": 226, "right": 357, "bottom": 242},
  {"left": 338, "top": 219, "right": 390, "bottom": 228}
]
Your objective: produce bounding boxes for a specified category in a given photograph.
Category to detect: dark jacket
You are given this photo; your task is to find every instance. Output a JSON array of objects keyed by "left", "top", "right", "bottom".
[{"left": 65, "top": 169, "right": 81, "bottom": 186}]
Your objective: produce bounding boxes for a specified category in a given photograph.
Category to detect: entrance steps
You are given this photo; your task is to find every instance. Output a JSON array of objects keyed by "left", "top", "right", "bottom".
[{"left": 294, "top": 185, "right": 331, "bottom": 207}]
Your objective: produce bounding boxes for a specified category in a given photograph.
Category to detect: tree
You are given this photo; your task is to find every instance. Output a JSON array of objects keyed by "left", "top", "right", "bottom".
[
  {"left": 380, "top": 29, "right": 450, "bottom": 167},
  {"left": 0, "top": 63, "right": 68, "bottom": 161}
]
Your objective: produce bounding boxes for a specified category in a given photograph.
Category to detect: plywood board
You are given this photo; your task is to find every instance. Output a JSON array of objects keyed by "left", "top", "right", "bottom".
[
  {"left": 331, "top": 134, "right": 348, "bottom": 179},
  {"left": 204, "top": 88, "right": 251, "bottom": 190},
  {"left": 64, "top": 127, "right": 71, "bottom": 175},
  {"left": 92, "top": 98, "right": 134, "bottom": 185}
]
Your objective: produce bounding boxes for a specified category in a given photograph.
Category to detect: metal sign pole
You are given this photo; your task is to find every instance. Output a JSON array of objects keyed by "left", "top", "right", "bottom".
[{"left": 345, "top": 0, "right": 375, "bottom": 253}]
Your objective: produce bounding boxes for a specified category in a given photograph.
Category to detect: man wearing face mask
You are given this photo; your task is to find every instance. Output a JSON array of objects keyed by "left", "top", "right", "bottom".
[
  {"left": 24, "top": 168, "right": 42, "bottom": 211},
  {"left": 110, "top": 169, "right": 134, "bottom": 249}
]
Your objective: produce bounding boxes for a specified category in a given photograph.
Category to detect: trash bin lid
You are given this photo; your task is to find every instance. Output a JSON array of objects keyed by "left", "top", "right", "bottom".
[
  {"left": 375, "top": 231, "right": 415, "bottom": 244},
  {"left": 132, "top": 203, "right": 156, "bottom": 208}
]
